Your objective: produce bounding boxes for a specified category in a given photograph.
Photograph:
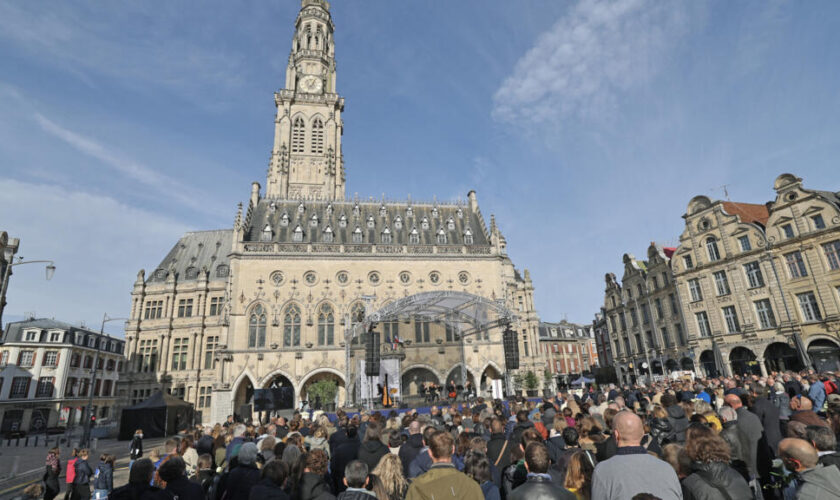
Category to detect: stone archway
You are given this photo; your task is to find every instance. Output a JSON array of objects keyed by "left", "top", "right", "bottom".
[
  {"left": 764, "top": 342, "right": 803, "bottom": 373},
  {"left": 699, "top": 350, "right": 718, "bottom": 377},
  {"left": 257, "top": 372, "right": 296, "bottom": 412},
  {"left": 729, "top": 347, "right": 760, "bottom": 376},
  {"left": 445, "top": 364, "right": 476, "bottom": 389},
  {"left": 480, "top": 363, "right": 503, "bottom": 394},
  {"left": 651, "top": 359, "right": 663, "bottom": 375},
  {"left": 401, "top": 366, "right": 440, "bottom": 397},
  {"left": 680, "top": 357, "right": 695, "bottom": 371},
  {"left": 665, "top": 359, "right": 679, "bottom": 373},
  {"left": 300, "top": 369, "right": 345, "bottom": 410},
  {"left": 808, "top": 339, "right": 840, "bottom": 372},
  {"left": 232, "top": 375, "right": 256, "bottom": 420}
]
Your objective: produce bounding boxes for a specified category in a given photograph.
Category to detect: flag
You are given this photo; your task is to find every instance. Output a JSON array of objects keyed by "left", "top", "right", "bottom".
[{"left": 392, "top": 334, "right": 401, "bottom": 350}]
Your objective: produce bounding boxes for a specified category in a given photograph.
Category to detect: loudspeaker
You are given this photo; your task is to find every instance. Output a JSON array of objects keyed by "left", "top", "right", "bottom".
[
  {"left": 238, "top": 404, "right": 252, "bottom": 422},
  {"left": 503, "top": 327, "right": 520, "bottom": 370},
  {"left": 365, "top": 329, "right": 381, "bottom": 376}
]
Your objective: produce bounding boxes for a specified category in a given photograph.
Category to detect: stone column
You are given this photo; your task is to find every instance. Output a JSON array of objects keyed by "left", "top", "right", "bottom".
[{"left": 757, "top": 358, "right": 768, "bottom": 377}]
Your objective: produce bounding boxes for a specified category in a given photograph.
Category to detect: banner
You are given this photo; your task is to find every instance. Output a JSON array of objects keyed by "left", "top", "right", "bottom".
[{"left": 358, "top": 358, "right": 401, "bottom": 401}]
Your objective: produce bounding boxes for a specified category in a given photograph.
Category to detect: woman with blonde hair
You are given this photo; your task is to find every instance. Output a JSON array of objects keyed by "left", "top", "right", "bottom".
[
  {"left": 564, "top": 450, "right": 594, "bottom": 500},
  {"left": 371, "top": 453, "right": 408, "bottom": 500}
]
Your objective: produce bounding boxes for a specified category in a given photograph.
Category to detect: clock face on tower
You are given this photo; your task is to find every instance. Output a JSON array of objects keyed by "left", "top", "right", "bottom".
[{"left": 300, "top": 75, "right": 323, "bottom": 94}]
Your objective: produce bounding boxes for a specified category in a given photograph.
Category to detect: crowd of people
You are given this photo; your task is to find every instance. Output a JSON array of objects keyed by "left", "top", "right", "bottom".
[{"left": 22, "top": 369, "right": 840, "bottom": 500}]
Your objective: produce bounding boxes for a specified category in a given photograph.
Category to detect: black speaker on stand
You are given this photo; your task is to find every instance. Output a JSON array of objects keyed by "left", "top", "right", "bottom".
[
  {"left": 503, "top": 327, "right": 520, "bottom": 371},
  {"left": 365, "top": 327, "right": 381, "bottom": 376}
]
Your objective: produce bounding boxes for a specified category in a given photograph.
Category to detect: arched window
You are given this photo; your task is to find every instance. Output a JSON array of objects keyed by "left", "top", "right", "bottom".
[
  {"left": 318, "top": 303, "right": 335, "bottom": 345},
  {"left": 706, "top": 237, "right": 721, "bottom": 262},
  {"left": 409, "top": 227, "right": 420, "bottom": 244},
  {"left": 381, "top": 227, "right": 392, "bottom": 244},
  {"left": 292, "top": 117, "right": 305, "bottom": 153},
  {"left": 311, "top": 118, "right": 324, "bottom": 154},
  {"left": 352, "top": 226, "right": 363, "bottom": 243},
  {"left": 249, "top": 304, "right": 267, "bottom": 348},
  {"left": 322, "top": 226, "right": 333, "bottom": 243},
  {"left": 464, "top": 227, "right": 474, "bottom": 245},
  {"left": 292, "top": 225, "right": 304, "bottom": 242},
  {"left": 283, "top": 304, "right": 301, "bottom": 347},
  {"left": 261, "top": 224, "right": 272, "bottom": 242},
  {"left": 436, "top": 228, "right": 447, "bottom": 245}
]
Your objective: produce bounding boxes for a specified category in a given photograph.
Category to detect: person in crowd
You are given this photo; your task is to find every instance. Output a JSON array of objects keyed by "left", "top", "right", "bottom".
[
  {"left": 487, "top": 417, "right": 512, "bottom": 471},
  {"left": 407, "top": 425, "right": 440, "bottom": 479},
  {"left": 591, "top": 412, "right": 682, "bottom": 500},
  {"left": 357, "top": 422, "right": 390, "bottom": 472},
  {"left": 306, "top": 426, "right": 331, "bottom": 458},
  {"left": 399, "top": 420, "right": 424, "bottom": 476},
  {"left": 72, "top": 448, "right": 94, "bottom": 500},
  {"left": 508, "top": 442, "right": 574, "bottom": 500},
  {"left": 371, "top": 453, "right": 408, "bottom": 500},
  {"left": 225, "top": 423, "right": 248, "bottom": 463},
  {"left": 680, "top": 432, "right": 751, "bottom": 499},
  {"left": 43, "top": 447, "right": 61, "bottom": 500},
  {"left": 130, "top": 429, "right": 144, "bottom": 469},
  {"left": 65, "top": 448, "right": 80, "bottom": 500},
  {"left": 178, "top": 435, "right": 199, "bottom": 478},
  {"left": 260, "top": 435, "right": 278, "bottom": 465},
  {"left": 749, "top": 384, "right": 783, "bottom": 455},
  {"left": 223, "top": 442, "right": 261, "bottom": 499},
  {"left": 92, "top": 454, "right": 115, "bottom": 500},
  {"left": 808, "top": 375, "right": 827, "bottom": 414},
  {"left": 564, "top": 450, "right": 595, "bottom": 500},
  {"left": 331, "top": 425, "right": 361, "bottom": 493},
  {"left": 294, "top": 449, "right": 336, "bottom": 500},
  {"left": 338, "top": 460, "right": 374, "bottom": 500},
  {"left": 12, "top": 483, "right": 44, "bottom": 500},
  {"left": 250, "top": 459, "right": 291, "bottom": 500},
  {"left": 193, "top": 453, "right": 215, "bottom": 495},
  {"left": 661, "top": 394, "right": 689, "bottom": 444},
  {"left": 724, "top": 394, "right": 763, "bottom": 483},
  {"left": 158, "top": 456, "right": 204, "bottom": 500},
  {"left": 109, "top": 458, "right": 170, "bottom": 500},
  {"left": 805, "top": 425, "right": 840, "bottom": 468},
  {"left": 778, "top": 437, "right": 840, "bottom": 499},
  {"left": 405, "top": 430, "right": 483, "bottom": 500},
  {"left": 464, "top": 450, "right": 500, "bottom": 500}
]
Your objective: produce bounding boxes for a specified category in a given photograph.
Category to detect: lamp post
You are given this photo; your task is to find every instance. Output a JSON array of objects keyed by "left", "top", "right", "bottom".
[
  {"left": 0, "top": 251, "right": 56, "bottom": 332},
  {"left": 81, "top": 313, "right": 127, "bottom": 447}
]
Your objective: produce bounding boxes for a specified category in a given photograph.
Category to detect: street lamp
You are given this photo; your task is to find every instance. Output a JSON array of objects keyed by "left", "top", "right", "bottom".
[
  {"left": 0, "top": 253, "right": 56, "bottom": 330},
  {"left": 81, "top": 313, "right": 127, "bottom": 448}
]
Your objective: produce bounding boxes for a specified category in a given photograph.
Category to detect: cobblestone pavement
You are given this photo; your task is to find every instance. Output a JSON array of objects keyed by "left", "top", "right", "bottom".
[{"left": 0, "top": 437, "right": 165, "bottom": 499}]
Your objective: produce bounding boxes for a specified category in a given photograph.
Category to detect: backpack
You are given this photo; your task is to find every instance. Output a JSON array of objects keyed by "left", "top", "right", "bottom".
[{"left": 825, "top": 380, "right": 838, "bottom": 395}]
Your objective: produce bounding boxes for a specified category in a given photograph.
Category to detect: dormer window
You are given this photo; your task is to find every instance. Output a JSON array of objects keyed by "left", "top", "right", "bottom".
[
  {"left": 431, "top": 207, "right": 439, "bottom": 218},
  {"left": 353, "top": 204, "right": 360, "bottom": 217},
  {"left": 421, "top": 217, "right": 429, "bottom": 230},
  {"left": 436, "top": 228, "right": 447, "bottom": 245},
  {"left": 297, "top": 202, "right": 305, "bottom": 213},
  {"left": 25, "top": 330, "right": 38, "bottom": 342},
  {"left": 409, "top": 227, "right": 420, "bottom": 244},
  {"left": 394, "top": 215, "right": 403, "bottom": 229},
  {"left": 352, "top": 226, "right": 363, "bottom": 243},
  {"left": 379, "top": 205, "right": 387, "bottom": 217},
  {"left": 322, "top": 226, "right": 334, "bottom": 243},
  {"left": 280, "top": 213, "right": 289, "bottom": 226},
  {"left": 456, "top": 208, "right": 463, "bottom": 218},
  {"left": 261, "top": 224, "right": 273, "bottom": 242},
  {"left": 464, "top": 227, "right": 474, "bottom": 245},
  {"left": 310, "top": 214, "right": 319, "bottom": 227},
  {"left": 367, "top": 215, "right": 375, "bottom": 228},
  {"left": 292, "top": 225, "right": 304, "bottom": 242},
  {"left": 406, "top": 206, "right": 413, "bottom": 217},
  {"left": 326, "top": 204, "right": 333, "bottom": 216},
  {"left": 49, "top": 331, "right": 61, "bottom": 342},
  {"left": 381, "top": 227, "right": 392, "bottom": 244},
  {"left": 338, "top": 214, "right": 347, "bottom": 228},
  {"left": 185, "top": 267, "right": 199, "bottom": 279},
  {"left": 447, "top": 217, "right": 455, "bottom": 231},
  {"left": 269, "top": 201, "right": 276, "bottom": 212}
]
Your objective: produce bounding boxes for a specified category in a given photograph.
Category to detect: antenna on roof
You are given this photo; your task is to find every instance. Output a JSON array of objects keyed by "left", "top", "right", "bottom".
[{"left": 711, "top": 184, "right": 731, "bottom": 201}]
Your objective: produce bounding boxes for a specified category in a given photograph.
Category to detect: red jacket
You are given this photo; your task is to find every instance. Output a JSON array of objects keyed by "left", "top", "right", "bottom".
[
  {"left": 533, "top": 421, "right": 548, "bottom": 440},
  {"left": 66, "top": 457, "right": 78, "bottom": 484}
]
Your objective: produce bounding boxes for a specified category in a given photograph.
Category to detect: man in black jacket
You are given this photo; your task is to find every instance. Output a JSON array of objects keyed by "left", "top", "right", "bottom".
[
  {"left": 806, "top": 425, "right": 840, "bottom": 468},
  {"left": 110, "top": 459, "right": 172, "bottom": 500},
  {"left": 399, "top": 421, "right": 424, "bottom": 477},
  {"left": 159, "top": 457, "right": 204, "bottom": 500},
  {"left": 750, "top": 384, "right": 782, "bottom": 455},
  {"left": 331, "top": 426, "right": 361, "bottom": 493},
  {"left": 509, "top": 443, "right": 575, "bottom": 500},
  {"left": 487, "top": 418, "right": 511, "bottom": 471}
]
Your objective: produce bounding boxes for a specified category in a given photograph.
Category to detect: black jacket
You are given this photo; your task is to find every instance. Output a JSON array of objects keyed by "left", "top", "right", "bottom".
[
  {"left": 487, "top": 433, "right": 511, "bottom": 470},
  {"left": 507, "top": 475, "right": 575, "bottom": 500},
  {"left": 73, "top": 459, "right": 93, "bottom": 485},
  {"left": 295, "top": 472, "right": 336, "bottom": 500},
  {"left": 544, "top": 435, "right": 565, "bottom": 465},
  {"left": 93, "top": 462, "right": 113, "bottom": 491},
  {"left": 250, "top": 478, "right": 291, "bottom": 500},
  {"left": 336, "top": 489, "right": 376, "bottom": 500},
  {"left": 818, "top": 451, "right": 840, "bottom": 469},
  {"left": 357, "top": 440, "right": 389, "bottom": 472},
  {"left": 196, "top": 434, "right": 214, "bottom": 457},
  {"left": 649, "top": 417, "right": 673, "bottom": 447},
  {"left": 224, "top": 464, "right": 261, "bottom": 500},
  {"left": 165, "top": 477, "right": 205, "bottom": 500},
  {"left": 681, "top": 461, "right": 752, "bottom": 500},
  {"left": 509, "top": 422, "right": 534, "bottom": 450},
  {"left": 328, "top": 428, "right": 349, "bottom": 454},
  {"left": 331, "top": 439, "right": 360, "bottom": 493},
  {"left": 109, "top": 482, "right": 173, "bottom": 500},
  {"left": 666, "top": 405, "right": 689, "bottom": 443},
  {"left": 750, "top": 397, "right": 782, "bottom": 454},
  {"left": 130, "top": 435, "right": 144, "bottom": 460},
  {"left": 398, "top": 434, "right": 424, "bottom": 477}
]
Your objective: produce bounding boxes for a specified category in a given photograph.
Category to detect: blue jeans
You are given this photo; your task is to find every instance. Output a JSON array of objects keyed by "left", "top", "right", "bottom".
[{"left": 93, "top": 489, "right": 109, "bottom": 500}]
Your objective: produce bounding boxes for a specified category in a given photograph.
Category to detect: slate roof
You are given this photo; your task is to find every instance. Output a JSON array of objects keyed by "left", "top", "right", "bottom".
[
  {"left": 149, "top": 229, "right": 233, "bottom": 283},
  {"left": 3, "top": 318, "right": 124, "bottom": 349},
  {"left": 721, "top": 201, "right": 770, "bottom": 227},
  {"left": 243, "top": 199, "right": 488, "bottom": 246},
  {"left": 538, "top": 321, "right": 592, "bottom": 340}
]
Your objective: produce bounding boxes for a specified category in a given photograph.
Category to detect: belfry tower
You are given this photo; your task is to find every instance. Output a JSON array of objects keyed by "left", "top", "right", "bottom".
[{"left": 266, "top": 0, "right": 345, "bottom": 200}]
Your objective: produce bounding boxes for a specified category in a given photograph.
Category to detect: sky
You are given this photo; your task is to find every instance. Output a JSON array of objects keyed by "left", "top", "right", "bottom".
[{"left": 1, "top": 0, "right": 839, "bottom": 335}]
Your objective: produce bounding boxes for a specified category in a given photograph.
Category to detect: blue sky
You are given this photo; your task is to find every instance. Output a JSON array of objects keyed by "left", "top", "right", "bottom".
[{"left": 1, "top": 0, "right": 839, "bottom": 334}]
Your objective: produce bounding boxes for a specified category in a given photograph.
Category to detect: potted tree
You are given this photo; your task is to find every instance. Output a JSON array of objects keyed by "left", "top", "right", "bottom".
[
  {"left": 543, "top": 368, "right": 554, "bottom": 397},
  {"left": 524, "top": 370, "right": 539, "bottom": 398},
  {"left": 307, "top": 379, "right": 339, "bottom": 412}
]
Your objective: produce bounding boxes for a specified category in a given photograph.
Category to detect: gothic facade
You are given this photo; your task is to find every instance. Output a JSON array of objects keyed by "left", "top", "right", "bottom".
[{"left": 119, "top": 0, "right": 543, "bottom": 422}]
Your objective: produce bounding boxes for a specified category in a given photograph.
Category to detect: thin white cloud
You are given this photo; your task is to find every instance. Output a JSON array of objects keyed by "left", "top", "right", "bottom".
[
  {"left": 33, "top": 113, "right": 219, "bottom": 215},
  {"left": 0, "top": 179, "right": 192, "bottom": 332},
  {"left": 492, "top": 0, "right": 691, "bottom": 125}
]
